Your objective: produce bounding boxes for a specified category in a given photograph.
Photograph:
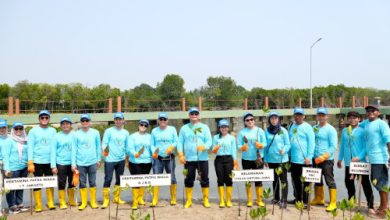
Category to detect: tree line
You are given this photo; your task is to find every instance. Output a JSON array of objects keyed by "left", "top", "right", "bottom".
[{"left": 1, "top": 74, "right": 389, "bottom": 113}]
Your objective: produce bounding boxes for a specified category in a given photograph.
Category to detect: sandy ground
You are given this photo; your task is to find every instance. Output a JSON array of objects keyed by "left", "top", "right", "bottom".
[{"left": 7, "top": 199, "right": 376, "bottom": 220}]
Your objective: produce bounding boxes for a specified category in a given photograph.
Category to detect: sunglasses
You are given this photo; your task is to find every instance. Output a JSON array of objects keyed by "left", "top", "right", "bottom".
[
  {"left": 40, "top": 116, "right": 49, "bottom": 120},
  {"left": 139, "top": 123, "right": 148, "bottom": 128},
  {"left": 80, "top": 119, "right": 90, "bottom": 123},
  {"left": 190, "top": 112, "right": 199, "bottom": 116},
  {"left": 14, "top": 127, "right": 24, "bottom": 131},
  {"left": 245, "top": 118, "right": 254, "bottom": 122},
  {"left": 159, "top": 118, "right": 167, "bottom": 121}
]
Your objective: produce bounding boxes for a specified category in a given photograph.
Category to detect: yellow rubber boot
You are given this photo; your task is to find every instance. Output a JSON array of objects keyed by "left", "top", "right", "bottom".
[
  {"left": 90, "top": 187, "right": 99, "bottom": 209},
  {"left": 218, "top": 186, "right": 225, "bottom": 208},
  {"left": 113, "top": 185, "right": 125, "bottom": 204},
  {"left": 151, "top": 186, "right": 159, "bottom": 207},
  {"left": 246, "top": 185, "right": 253, "bottom": 207},
  {"left": 170, "top": 184, "right": 177, "bottom": 205},
  {"left": 326, "top": 188, "right": 337, "bottom": 212},
  {"left": 226, "top": 186, "right": 233, "bottom": 208},
  {"left": 310, "top": 185, "right": 325, "bottom": 205},
  {"left": 78, "top": 188, "right": 88, "bottom": 211},
  {"left": 58, "top": 190, "right": 68, "bottom": 209},
  {"left": 202, "top": 187, "right": 211, "bottom": 208},
  {"left": 138, "top": 187, "right": 145, "bottom": 205},
  {"left": 132, "top": 188, "right": 139, "bottom": 210},
  {"left": 46, "top": 188, "right": 56, "bottom": 210},
  {"left": 256, "top": 186, "right": 265, "bottom": 207},
  {"left": 67, "top": 188, "right": 77, "bottom": 206},
  {"left": 101, "top": 188, "right": 110, "bottom": 209},
  {"left": 184, "top": 187, "right": 193, "bottom": 208},
  {"left": 33, "top": 190, "right": 43, "bottom": 212}
]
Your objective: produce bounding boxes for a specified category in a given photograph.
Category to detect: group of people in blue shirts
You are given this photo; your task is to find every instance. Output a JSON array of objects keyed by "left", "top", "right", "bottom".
[{"left": 0, "top": 104, "right": 389, "bottom": 218}]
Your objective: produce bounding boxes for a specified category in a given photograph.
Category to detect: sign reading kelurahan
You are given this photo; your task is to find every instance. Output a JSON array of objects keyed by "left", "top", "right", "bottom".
[
  {"left": 4, "top": 176, "right": 58, "bottom": 190},
  {"left": 349, "top": 162, "right": 370, "bottom": 175},
  {"left": 120, "top": 174, "right": 171, "bottom": 187},
  {"left": 232, "top": 170, "right": 274, "bottom": 182}
]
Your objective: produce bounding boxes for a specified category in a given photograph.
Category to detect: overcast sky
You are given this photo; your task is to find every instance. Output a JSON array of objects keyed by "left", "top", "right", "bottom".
[{"left": 1, "top": 0, "right": 389, "bottom": 91}]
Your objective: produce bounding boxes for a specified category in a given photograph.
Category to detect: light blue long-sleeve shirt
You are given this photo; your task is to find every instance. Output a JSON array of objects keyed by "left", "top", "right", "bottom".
[
  {"left": 0, "top": 135, "right": 10, "bottom": 161},
  {"left": 212, "top": 134, "right": 237, "bottom": 160},
  {"left": 150, "top": 126, "right": 178, "bottom": 157},
  {"left": 51, "top": 131, "right": 74, "bottom": 168},
  {"left": 313, "top": 123, "right": 338, "bottom": 160},
  {"left": 28, "top": 126, "right": 57, "bottom": 164},
  {"left": 127, "top": 132, "right": 152, "bottom": 164},
  {"left": 237, "top": 127, "right": 267, "bottom": 161},
  {"left": 359, "top": 119, "right": 390, "bottom": 164},
  {"left": 338, "top": 126, "right": 366, "bottom": 166},
  {"left": 289, "top": 122, "right": 315, "bottom": 164},
  {"left": 72, "top": 128, "right": 101, "bottom": 167},
  {"left": 2, "top": 138, "right": 28, "bottom": 171},
  {"left": 177, "top": 122, "right": 212, "bottom": 162},
  {"left": 264, "top": 127, "right": 290, "bottom": 163},
  {"left": 102, "top": 127, "right": 129, "bottom": 162}
]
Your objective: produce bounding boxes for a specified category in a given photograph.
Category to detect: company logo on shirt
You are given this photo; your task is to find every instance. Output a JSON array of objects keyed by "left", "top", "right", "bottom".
[
  {"left": 115, "top": 137, "right": 124, "bottom": 146},
  {"left": 40, "top": 138, "right": 50, "bottom": 146}
]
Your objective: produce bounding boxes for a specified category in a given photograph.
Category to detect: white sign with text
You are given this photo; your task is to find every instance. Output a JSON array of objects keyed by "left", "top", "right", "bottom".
[
  {"left": 302, "top": 167, "right": 322, "bottom": 183},
  {"left": 232, "top": 169, "right": 274, "bottom": 182},
  {"left": 4, "top": 176, "right": 58, "bottom": 190},
  {"left": 120, "top": 174, "right": 171, "bottom": 187},
  {"left": 349, "top": 162, "right": 370, "bottom": 175}
]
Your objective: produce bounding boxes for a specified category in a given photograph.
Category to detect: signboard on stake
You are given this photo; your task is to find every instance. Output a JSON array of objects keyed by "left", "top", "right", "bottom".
[
  {"left": 232, "top": 169, "right": 274, "bottom": 182},
  {"left": 120, "top": 174, "right": 171, "bottom": 187}
]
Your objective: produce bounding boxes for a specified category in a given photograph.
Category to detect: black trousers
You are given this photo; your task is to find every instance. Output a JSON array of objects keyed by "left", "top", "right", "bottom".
[
  {"left": 214, "top": 155, "right": 234, "bottom": 187},
  {"left": 184, "top": 161, "right": 209, "bottom": 188},
  {"left": 242, "top": 159, "right": 264, "bottom": 186},
  {"left": 345, "top": 166, "right": 374, "bottom": 209},
  {"left": 33, "top": 163, "right": 52, "bottom": 191},
  {"left": 290, "top": 163, "right": 310, "bottom": 203},
  {"left": 268, "top": 163, "right": 288, "bottom": 202},
  {"left": 314, "top": 160, "right": 336, "bottom": 189},
  {"left": 129, "top": 162, "right": 152, "bottom": 175},
  {"left": 57, "top": 164, "right": 73, "bottom": 190}
]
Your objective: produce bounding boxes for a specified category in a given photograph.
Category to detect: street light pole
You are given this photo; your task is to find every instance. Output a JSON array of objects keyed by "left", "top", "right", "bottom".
[{"left": 310, "top": 37, "right": 322, "bottom": 109}]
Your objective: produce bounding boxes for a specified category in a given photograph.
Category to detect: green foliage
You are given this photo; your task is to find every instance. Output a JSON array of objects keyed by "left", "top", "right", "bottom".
[
  {"left": 249, "top": 206, "right": 267, "bottom": 220},
  {"left": 182, "top": 169, "right": 188, "bottom": 176},
  {"left": 130, "top": 209, "right": 151, "bottom": 220},
  {"left": 275, "top": 167, "right": 283, "bottom": 176},
  {"left": 352, "top": 211, "right": 365, "bottom": 220},
  {"left": 262, "top": 187, "right": 271, "bottom": 199}
]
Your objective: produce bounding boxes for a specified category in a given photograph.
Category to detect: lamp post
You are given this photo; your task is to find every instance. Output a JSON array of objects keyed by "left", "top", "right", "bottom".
[{"left": 310, "top": 38, "right": 322, "bottom": 109}]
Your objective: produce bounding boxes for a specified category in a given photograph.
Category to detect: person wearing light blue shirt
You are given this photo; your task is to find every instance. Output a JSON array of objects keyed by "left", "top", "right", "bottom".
[
  {"left": 353, "top": 105, "right": 390, "bottom": 218},
  {"left": 27, "top": 110, "right": 57, "bottom": 212},
  {"left": 237, "top": 112, "right": 267, "bottom": 207},
  {"left": 178, "top": 107, "right": 212, "bottom": 209},
  {"left": 50, "top": 117, "right": 77, "bottom": 209},
  {"left": 0, "top": 118, "right": 8, "bottom": 208},
  {"left": 264, "top": 111, "right": 290, "bottom": 209},
  {"left": 2, "top": 122, "right": 28, "bottom": 214},
  {"left": 288, "top": 107, "right": 315, "bottom": 205},
  {"left": 101, "top": 112, "right": 129, "bottom": 209},
  {"left": 310, "top": 107, "right": 338, "bottom": 212},
  {"left": 127, "top": 119, "right": 153, "bottom": 210},
  {"left": 72, "top": 114, "right": 101, "bottom": 211},
  {"left": 337, "top": 111, "right": 374, "bottom": 212},
  {"left": 211, "top": 119, "right": 238, "bottom": 208},
  {"left": 150, "top": 112, "right": 178, "bottom": 207}
]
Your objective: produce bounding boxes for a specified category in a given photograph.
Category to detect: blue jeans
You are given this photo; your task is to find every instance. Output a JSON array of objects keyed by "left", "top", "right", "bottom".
[
  {"left": 78, "top": 164, "right": 97, "bottom": 188},
  {"left": 103, "top": 160, "right": 125, "bottom": 187},
  {"left": 6, "top": 168, "right": 28, "bottom": 208},
  {"left": 152, "top": 157, "right": 176, "bottom": 184}
]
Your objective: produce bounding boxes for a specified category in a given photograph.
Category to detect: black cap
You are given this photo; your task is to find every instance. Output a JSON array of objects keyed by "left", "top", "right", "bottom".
[
  {"left": 347, "top": 111, "right": 360, "bottom": 118},
  {"left": 365, "top": 104, "right": 380, "bottom": 112}
]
